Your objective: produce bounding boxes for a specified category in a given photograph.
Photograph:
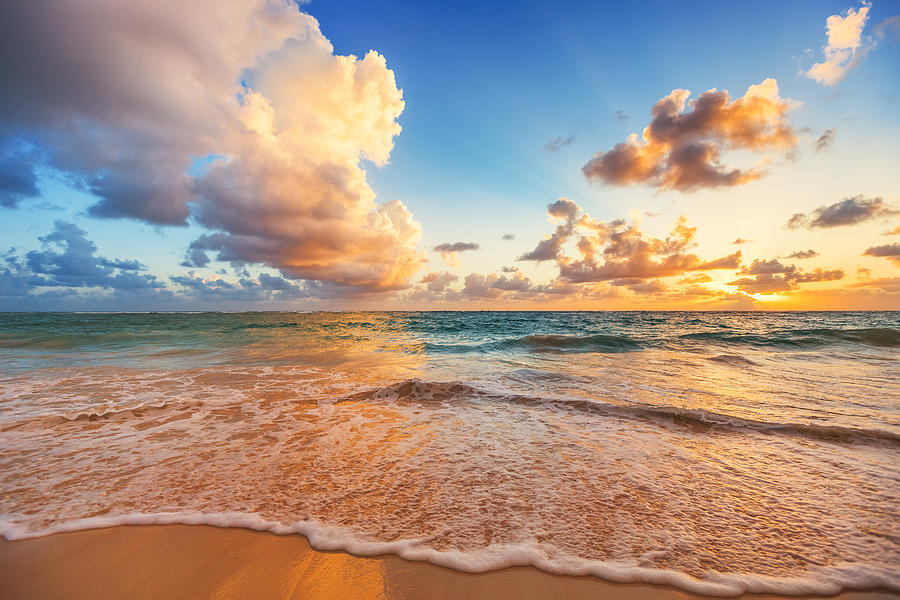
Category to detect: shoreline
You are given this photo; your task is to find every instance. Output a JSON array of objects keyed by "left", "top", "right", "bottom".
[{"left": 1, "top": 525, "right": 897, "bottom": 600}]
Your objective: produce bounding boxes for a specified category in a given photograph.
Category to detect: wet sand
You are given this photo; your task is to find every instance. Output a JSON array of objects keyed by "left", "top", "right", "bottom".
[{"left": 0, "top": 525, "right": 897, "bottom": 600}]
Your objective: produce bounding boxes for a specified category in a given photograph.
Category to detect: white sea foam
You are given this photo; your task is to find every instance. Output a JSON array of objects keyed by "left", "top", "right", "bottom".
[{"left": 0, "top": 511, "right": 895, "bottom": 597}]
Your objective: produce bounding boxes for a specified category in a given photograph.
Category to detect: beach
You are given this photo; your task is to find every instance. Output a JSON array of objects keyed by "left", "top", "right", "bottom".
[
  {"left": 2, "top": 525, "right": 898, "bottom": 600},
  {"left": 1, "top": 312, "right": 898, "bottom": 597}
]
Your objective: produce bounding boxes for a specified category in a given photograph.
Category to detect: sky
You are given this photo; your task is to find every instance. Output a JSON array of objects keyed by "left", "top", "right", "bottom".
[{"left": 0, "top": 0, "right": 899, "bottom": 310}]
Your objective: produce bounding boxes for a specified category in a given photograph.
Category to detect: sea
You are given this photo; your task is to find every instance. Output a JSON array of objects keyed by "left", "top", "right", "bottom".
[{"left": 0, "top": 311, "right": 898, "bottom": 596}]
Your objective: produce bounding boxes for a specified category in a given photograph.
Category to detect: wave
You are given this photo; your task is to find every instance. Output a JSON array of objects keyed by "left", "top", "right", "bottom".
[
  {"left": 706, "top": 354, "right": 760, "bottom": 367},
  {"left": 427, "top": 333, "right": 644, "bottom": 355},
  {"left": 679, "top": 327, "right": 900, "bottom": 349},
  {"left": 426, "top": 327, "right": 900, "bottom": 356},
  {"left": 0, "top": 511, "right": 895, "bottom": 597},
  {"left": 354, "top": 379, "right": 900, "bottom": 446}
]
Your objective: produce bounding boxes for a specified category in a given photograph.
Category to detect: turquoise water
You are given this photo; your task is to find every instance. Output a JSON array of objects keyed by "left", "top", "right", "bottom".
[{"left": 1, "top": 312, "right": 898, "bottom": 595}]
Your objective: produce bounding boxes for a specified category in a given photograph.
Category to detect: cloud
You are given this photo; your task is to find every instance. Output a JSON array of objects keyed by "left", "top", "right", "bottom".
[
  {"left": 786, "top": 195, "right": 898, "bottom": 229},
  {"left": 785, "top": 249, "right": 820, "bottom": 259},
  {"left": 433, "top": 241, "right": 480, "bottom": 267},
  {"left": 501, "top": 234, "right": 515, "bottom": 241},
  {"left": 678, "top": 273, "right": 713, "bottom": 284},
  {"left": 0, "top": 148, "right": 40, "bottom": 207},
  {"left": 732, "top": 238, "right": 752, "bottom": 244},
  {"left": 727, "top": 259, "right": 843, "bottom": 294},
  {"left": 874, "top": 15, "right": 900, "bottom": 40},
  {"left": 170, "top": 271, "right": 309, "bottom": 301},
  {"left": 543, "top": 135, "right": 576, "bottom": 152},
  {"left": 0, "top": 221, "right": 176, "bottom": 310},
  {"left": 805, "top": 2, "right": 871, "bottom": 86},
  {"left": 863, "top": 243, "right": 900, "bottom": 265},
  {"left": 519, "top": 199, "right": 742, "bottom": 284},
  {"left": 419, "top": 271, "right": 458, "bottom": 293},
  {"left": 814, "top": 128, "right": 836, "bottom": 152},
  {"left": 23, "top": 221, "right": 162, "bottom": 290},
  {"left": 615, "top": 110, "right": 628, "bottom": 123},
  {"left": 0, "top": 0, "right": 421, "bottom": 294},
  {"left": 583, "top": 79, "right": 797, "bottom": 191}
]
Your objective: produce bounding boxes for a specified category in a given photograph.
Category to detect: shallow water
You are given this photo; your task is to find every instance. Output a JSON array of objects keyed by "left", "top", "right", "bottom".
[{"left": 1, "top": 311, "right": 898, "bottom": 595}]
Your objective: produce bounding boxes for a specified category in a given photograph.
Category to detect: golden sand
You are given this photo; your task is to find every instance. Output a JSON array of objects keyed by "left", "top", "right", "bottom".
[{"left": 0, "top": 525, "right": 897, "bottom": 600}]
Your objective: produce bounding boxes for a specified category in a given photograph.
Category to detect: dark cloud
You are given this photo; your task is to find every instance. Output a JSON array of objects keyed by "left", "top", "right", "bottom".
[
  {"left": 169, "top": 271, "right": 309, "bottom": 301},
  {"left": 727, "top": 259, "right": 843, "bottom": 294},
  {"left": 786, "top": 196, "right": 898, "bottom": 229},
  {"left": 863, "top": 243, "right": 900, "bottom": 266},
  {"left": 732, "top": 238, "right": 752, "bottom": 245},
  {"left": 433, "top": 241, "right": 480, "bottom": 267},
  {"left": 23, "top": 221, "right": 160, "bottom": 290},
  {"left": 785, "top": 249, "right": 819, "bottom": 259},
  {"left": 583, "top": 79, "right": 796, "bottom": 192},
  {"left": 814, "top": 128, "right": 836, "bottom": 152},
  {"left": 543, "top": 135, "right": 576, "bottom": 153},
  {"left": 433, "top": 242, "right": 480, "bottom": 253},
  {"left": 501, "top": 234, "right": 515, "bottom": 241},
  {"left": 0, "top": 148, "right": 40, "bottom": 207}
]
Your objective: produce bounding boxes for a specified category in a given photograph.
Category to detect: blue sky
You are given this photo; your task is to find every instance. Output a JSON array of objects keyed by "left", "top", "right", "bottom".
[{"left": 1, "top": 0, "right": 898, "bottom": 309}]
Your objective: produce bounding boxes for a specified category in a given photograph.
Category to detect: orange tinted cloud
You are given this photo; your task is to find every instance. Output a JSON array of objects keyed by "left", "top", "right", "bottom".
[
  {"left": 2, "top": 0, "right": 422, "bottom": 294},
  {"left": 727, "top": 259, "right": 843, "bottom": 294},
  {"left": 583, "top": 79, "right": 796, "bottom": 191},
  {"left": 519, "top": 199, "right": 742, "bottom": 284}
]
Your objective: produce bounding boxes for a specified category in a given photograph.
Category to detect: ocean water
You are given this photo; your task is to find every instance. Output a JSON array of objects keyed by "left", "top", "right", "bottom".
[{"left": 0, "top": 311, "right": 898, "bottom": 596}]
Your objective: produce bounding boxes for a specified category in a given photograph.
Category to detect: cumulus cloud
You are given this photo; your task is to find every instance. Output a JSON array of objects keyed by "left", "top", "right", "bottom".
[
  {"left": 582, "top": 79, "right": 797, "bottom": 192},
  {"left": 814, "top": 128, "right": 836, "bottom": 152},
  {"left": 543, "top": 135, "right": 576, "bottom": 152},
  {"left": 0, "top": 0, "right": 421, "bottom": 294},
  {"left": 786, "top": 195, "right": 898, "bottom": 229},
  {"left": 433, "top": 242, "right": 480, "bottom": 267},
  {"left": 863, "top": 243, "right": 900, "bottom": 265},
  {"left": 0, "top": 221, "right": 175, "bottom": 310},
  {"left": 785, "top": 249, "right": 820, "bottom": 259},
  {"left": 727, "top": 259, "right": 843, "bottom": 294},
  {"left": 419, "top": 271, "right": 458, "bottom": 293},
  {"left": 519, "top": 198, "right": 742, "bottom": 285},
  {"left": 805, "top": 2, "right": 872, "bottom": 86}
]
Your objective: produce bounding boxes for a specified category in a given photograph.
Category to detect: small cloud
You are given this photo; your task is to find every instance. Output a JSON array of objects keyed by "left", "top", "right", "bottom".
[
  {"left": 583, "top": 79, "right": 797, "bottom": 192},
  {"left": 805, "top": 2, "right": 872, "bottom": 86},
  {"left": 615, "top": 110, "right": 628, "bottom": 123},
  {"left": 678, "top": 273, "right": 713, "bottom": 284},
  {"left": 732, "top": 238, "right": 752, "bottom": 245},
  {"left": 728, "top": 259, "right": 843, "bottom": 294},
  {"left": 501, "top": 266, "right": 519, "bottom": 273},
  {"left": 433, "top": 241, "right": 480, "bottom": 267},
  {"left": 874, "top": 15, "right": 900, "bottom": 41},
  {"left": 543, "top": 135, "right": 576, "bottom": 153},
  {"left": 863, "top": 243, "right": 900, "bottom": 265},
  {"left": 419, "top": 271, "right": 458, "bottom": 293},
  {"left": 814, "top": 128, "right": 836, "bottom": 152},
  {"left": 785, "top": 249, "right": 820, "bottom": 259},
  {"left": 785, "top": 195, "right": 898, "bottom": 229},
  {"left": 501, "top": 233, "right": 515, "bottom": 240}
]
